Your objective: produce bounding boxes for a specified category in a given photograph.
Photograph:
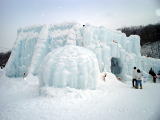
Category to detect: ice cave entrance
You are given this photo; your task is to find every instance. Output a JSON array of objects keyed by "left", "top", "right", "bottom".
[{"left": 111, "top": 57, "right": 122, "bottom": 77}]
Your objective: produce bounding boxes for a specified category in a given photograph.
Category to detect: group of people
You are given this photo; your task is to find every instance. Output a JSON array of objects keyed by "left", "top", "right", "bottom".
[
  {"left": 132, "top": 67, "right": 143, "bottom": 89},
  {"left": 132, "top": 67, "right": 160, "bottom": 89}
]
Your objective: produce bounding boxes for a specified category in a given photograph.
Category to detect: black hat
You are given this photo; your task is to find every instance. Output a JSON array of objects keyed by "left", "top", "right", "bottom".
[{"left": 137, "top": 69, "right": 140, "bottom": 73}]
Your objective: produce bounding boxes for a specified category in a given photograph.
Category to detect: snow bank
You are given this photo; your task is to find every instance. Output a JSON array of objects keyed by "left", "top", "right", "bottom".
[
  {"left": 0, "top": 70, "right": 39, "bottom": 104},
  {"left": 36, "top": 72, "right": 125, "bottom": 98},
  {"left": 1, "top": 68, "right": 160, "bottom": 120},
  {"left": 38, "top": 45, "right": 100, "bottom": 89}
]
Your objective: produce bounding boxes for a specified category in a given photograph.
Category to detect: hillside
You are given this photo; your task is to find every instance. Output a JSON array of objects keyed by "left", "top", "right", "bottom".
[
  {"left": 119, "top": 23, "right": 160, "bottom": 46},
  {"left": 141, "top": 41, "right": 160, "bottom": 59},
  {"left": 119, "top": 23, "right": 160, "bottom": 58},
  {"left": 0, "top": 51, "right": 11, "bottom": 68}
]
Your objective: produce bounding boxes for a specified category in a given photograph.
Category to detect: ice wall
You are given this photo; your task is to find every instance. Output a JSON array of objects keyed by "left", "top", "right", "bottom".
[
  {"left": 141, "top": 56, "right": 160, "bottom": 74},
  {"left": 29, "top": 25, "right": 49, "bottom": 75},
  {"left": 5, "top": 23, "right": 160, "bottom": 82},
  {"left": 5, "top": 25, "right": 43, "bottom": 77},
  {"left": 38, "top": 45, "right": 100, "bottom": 89}
]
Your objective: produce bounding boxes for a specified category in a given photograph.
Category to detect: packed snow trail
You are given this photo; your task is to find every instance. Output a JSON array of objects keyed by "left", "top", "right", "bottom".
[{"left": 0, "top": 71, "right": 160, "bottom": 120}]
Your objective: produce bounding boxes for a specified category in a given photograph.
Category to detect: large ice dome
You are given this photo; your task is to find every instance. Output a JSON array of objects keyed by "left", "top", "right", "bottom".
[{"left": 38, "top": 45, "right": 100, "bottom": 89}]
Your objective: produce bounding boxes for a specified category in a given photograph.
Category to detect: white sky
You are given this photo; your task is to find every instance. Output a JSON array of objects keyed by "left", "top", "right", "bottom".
[{"left": 0, "top": 0, "right": 160, "bottom": 49}]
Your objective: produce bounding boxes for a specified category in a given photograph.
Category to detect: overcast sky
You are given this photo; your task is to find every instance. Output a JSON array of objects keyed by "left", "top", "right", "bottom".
[{"left": 0, "top": 0, "right": 160, "bottom": 49}]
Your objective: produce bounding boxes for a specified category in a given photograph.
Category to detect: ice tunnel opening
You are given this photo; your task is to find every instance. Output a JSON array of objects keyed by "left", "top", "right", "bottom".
[{"left": 111, "top": 57, "right": 122, "bottom": 77}]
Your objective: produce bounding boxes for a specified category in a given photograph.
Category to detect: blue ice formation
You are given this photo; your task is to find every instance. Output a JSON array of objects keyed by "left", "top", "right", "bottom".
[
  {"left": 38, "top": 45, "right": 99, "bottom": 89},
  {"left": 5, "top": 23, "right": 160, "bottom": 88}
]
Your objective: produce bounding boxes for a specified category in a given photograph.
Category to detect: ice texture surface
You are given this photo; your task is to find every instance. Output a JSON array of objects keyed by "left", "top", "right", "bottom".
[
  {"left": 5, "top": 23, "right": 160, "bottom": 84},
  {"left": 38, "top": 45, "right": 99, "bottom": 89}
]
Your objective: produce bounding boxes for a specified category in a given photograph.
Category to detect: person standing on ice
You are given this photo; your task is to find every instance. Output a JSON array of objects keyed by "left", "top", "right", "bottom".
[
  {"left": 102, "top": 72, "right": 107, "bottom": 81},
  {"left": 132, "top": 67, "right": 137, "bottom": 88},
  {"left": 136, "top": 69, "right": 143, "bottom": 89},
  {"left": 23, "top": 72, "right": 27, "bottom": 80},
  {"left": 149, "top": 68, "right": 157, "bottom": 83}
]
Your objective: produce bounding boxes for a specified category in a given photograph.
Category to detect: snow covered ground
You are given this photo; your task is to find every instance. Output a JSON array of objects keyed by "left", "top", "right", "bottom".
[{"left": 0, "top": 69, "right": 160, "bottom": 120}]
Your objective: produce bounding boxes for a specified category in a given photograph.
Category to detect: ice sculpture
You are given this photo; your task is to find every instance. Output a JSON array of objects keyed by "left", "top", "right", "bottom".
[
  {"left": 38, "top": 45, "right": 100, "bottom": 89},
  {"left": 5, "top": 22, "right": 160, "bottom": 84}
]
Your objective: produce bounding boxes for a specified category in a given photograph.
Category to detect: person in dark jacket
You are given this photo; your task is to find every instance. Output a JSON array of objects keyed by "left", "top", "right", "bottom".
[{"left": 149, "top": 68, "right": 157, "bottom": 83}]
